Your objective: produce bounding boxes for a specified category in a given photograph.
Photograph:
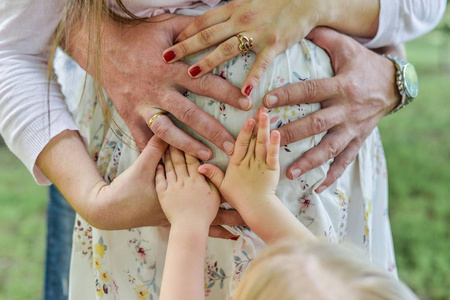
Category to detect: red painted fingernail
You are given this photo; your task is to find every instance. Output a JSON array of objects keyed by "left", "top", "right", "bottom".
[
  {"left": 163, "top": 51, "right": 176, "bottom": 62},
  {"left": 189, "top": 66, "right": 201, "bottom": 77},
  {"left": 230, "top": 236, "right": 239, "bottom": 241},
  {"left": 244, "top": 85, "right": 253, "bottom": 96}
]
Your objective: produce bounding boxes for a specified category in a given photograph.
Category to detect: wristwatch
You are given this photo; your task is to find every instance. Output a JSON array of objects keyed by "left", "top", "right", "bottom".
[{"left": 383, "top": 54, "right": 419, "bottom": 114}]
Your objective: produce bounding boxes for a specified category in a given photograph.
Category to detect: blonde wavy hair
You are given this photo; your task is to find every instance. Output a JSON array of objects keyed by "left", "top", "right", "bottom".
[
  {"left": 48, "top": 0, "right": 146, "bottom": 142},
  {"left": 234, "top": 240, "right": 418, "bottom": 300}
]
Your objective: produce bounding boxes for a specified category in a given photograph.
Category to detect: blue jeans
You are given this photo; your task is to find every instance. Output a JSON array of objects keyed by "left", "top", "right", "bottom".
[{"left": 44, "top": 185, "right": 76, "bottom": 300}]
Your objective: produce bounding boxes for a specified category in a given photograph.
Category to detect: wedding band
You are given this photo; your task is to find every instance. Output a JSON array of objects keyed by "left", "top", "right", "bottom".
[
  {"left": 147, "top": 112, "right": 166, "bottom": 128},
  {"left": 237, "top": 34, "right": 253, "bottom": 54}
]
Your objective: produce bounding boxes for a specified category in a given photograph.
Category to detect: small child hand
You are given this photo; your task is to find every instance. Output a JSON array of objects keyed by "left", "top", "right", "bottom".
[
  {"left": 198, "top": 109, "right": 280, "bottom": 218},
  {"left": 155, "top": 146, "right": 220, "bottom": 229}
]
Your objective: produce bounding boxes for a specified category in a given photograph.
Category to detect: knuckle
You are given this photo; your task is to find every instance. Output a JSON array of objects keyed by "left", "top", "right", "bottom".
[
  {"left": 304, "top": 80, "right": 319, "bottom": 102},
  {"left": 198, "top": 28, "right": 214, "bottom": 44},
  {"left": 342, "top": 77, "right": 359, "bottom": 99},
  {"left": 309, "top": 115, "right": 327, "bottom": 134},
  {"left": 181, "top": 106, "right": 197, "bottom": 124},
  {"left": 236, "top": 12, "right": 256, "bottom": 25},
  {"left": 204, "top": 57, "right": 217, "bottom": 70},
  {"left": 207, "top": 127, "right": 224, "bottom": 144},
  {"left": 198, "top": 75, "right": 213, "bottom": 93},
  {"left": 282, "top": 127, "right": 295, "bottom": 145},
  {"left": 152, "top": 117, "right": 170, "bottom": 139},
  {"left": 325, "top": 141, "right": 341, "bottom": 160},
  {"left": 220, "top": 40, "right": 236, "bottom": 58},
  {"left": 176, "top": 42, "right": 190, "bottom": 56}
]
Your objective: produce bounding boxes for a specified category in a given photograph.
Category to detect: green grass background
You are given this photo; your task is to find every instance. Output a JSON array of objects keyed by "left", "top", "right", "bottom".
[{"left": 0, "top": 17, "right": 449, "bottom": 300}]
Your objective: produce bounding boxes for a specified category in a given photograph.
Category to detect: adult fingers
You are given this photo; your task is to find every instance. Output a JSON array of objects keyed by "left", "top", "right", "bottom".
[
  {"left": 155, "top": 91, "right": 237, "bottom": 155},
  {"left": 286, "top": 128, "right": 352, "bottom": 180},
  {"left": 241, "top": 49, "right": 277, "bottom": 97},
  {"left": 197, "top": 164, "right": 225, "bottom": 189},
  {"left": 208, "top": 226, "right": 239, "bottom": 240},
  {"left": 155, "top": 165, "right": 167, "bottom": 194},
  {"left": 164, "top": 23, "right": 236, "bottom": 64},
  {"left": 255, "top": 112, "right": 270, "bottom": 162},
  {"left": 266, "top": 130, "right": 280, "bottom": 170},
  {"left": 277, "top": 106, "right": 342, "bottom": 146},
  {"left": 211, "top": 208, "right": 246, "bottom": 226},
  {"left": 316, "top": 139, "right": 362, "bottom": 193},
  {"left": 186, "top": 36, "right": 242, "bottom": 79},
  {"left": 148, "top": 113, "right": 212, "bottom": 161},
  {"left": 231, "top": 118, "right": 255, "bottom": 164},
  {"left": 263, "top": 78, "right": 339, "bottom": 108},
  {"left": 139, "top": 135, "right": 168, "bottom": 169},
  {"left": 181, "top": 65, "right": 253, "bottom": 111},
  {"left": 169, "top": 146, "right": 188, "bottom": 178},
  {"left": 175, "top": 5, "right": 231, "bottom": 43}
]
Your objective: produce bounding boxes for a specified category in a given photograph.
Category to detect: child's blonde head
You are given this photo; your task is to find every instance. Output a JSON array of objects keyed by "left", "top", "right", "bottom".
[{"left": 234, "top": 240, "right": 417, "bottom": 300}]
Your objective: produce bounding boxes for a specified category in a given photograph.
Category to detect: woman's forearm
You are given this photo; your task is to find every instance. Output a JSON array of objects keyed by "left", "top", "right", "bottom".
[
  {"left": 319, "top": 0, "right": 380, "bottom": 39},
  {"left": 35, "top": 130, "right": 106, "bottom": 223}
]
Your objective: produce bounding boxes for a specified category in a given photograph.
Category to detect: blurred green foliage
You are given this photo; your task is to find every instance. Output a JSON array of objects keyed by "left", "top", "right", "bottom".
[{"left": 0, "top": 7, "right": 449, "bottom": 300}]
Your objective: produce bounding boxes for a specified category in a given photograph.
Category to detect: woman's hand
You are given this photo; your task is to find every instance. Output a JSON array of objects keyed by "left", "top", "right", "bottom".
[
  {"left": 262, "top": 27, "right": 400, "bottom": 193},
  {"left": 162, "top": 0, "right": 323, "bottom": 96},
  {"left": 155, "top": 147, "right": 220, "bottom": 229},
  {"left": 161, "top": 0, "right": 379, "bottom": 97}
]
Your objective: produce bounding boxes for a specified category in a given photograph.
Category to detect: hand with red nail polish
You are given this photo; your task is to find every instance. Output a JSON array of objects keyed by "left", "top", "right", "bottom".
[
  {"left": 161, "top": 0, "right": 380, "bottom": 97},
  {"left": 67, "top": 13, "right": 251, "bottom": 163}
]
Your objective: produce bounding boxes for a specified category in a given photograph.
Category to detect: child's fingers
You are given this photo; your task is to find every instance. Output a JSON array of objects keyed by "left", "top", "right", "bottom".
[
  {"left": 185, "top": 153, "right": 201, "bottom": 177},
  {"left": 155, "top": 164, "right": 167, "bottom": 194},
  {"left": 164, "top": 148, "right": 177, "bottom": 182},
  {"left": 255, "top": 112, "right": 270, "bottom": 161},
  {"left": 197, "top": 164, "right": 225, "bottom": 189},
  {"left": 266, "top": 130, "right": 280, "bottom": 170},
  {"left": 169, "top": 146, "right": 188, "bottom": 178},
  {"left": 254, "top": 107, "right": 268, "bottom": 135},
  {"left": 241, "top": 49, "right": 277, "bottom": 97},
  {"left": 230, "top": 118, "right": 256, "bottom": 164}
]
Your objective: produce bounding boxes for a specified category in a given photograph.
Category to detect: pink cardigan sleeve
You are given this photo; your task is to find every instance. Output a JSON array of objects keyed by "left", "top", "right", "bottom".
[
  {"left": 0, "top": 0, "right": 80, "bottom": 185},
  {"left": 362, "top": 0, "right": 447, "bottom": 48}
]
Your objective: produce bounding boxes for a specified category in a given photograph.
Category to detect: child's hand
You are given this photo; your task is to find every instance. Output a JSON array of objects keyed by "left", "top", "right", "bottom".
[
  {"left": 161, "top": 0, "right": 326, "bottom": 96},
  {"left": 198, "top": 109, "right": 280, "bottom": 217},
  {"left": 155, "top": 146, "right": 220, "bottom": 229}
]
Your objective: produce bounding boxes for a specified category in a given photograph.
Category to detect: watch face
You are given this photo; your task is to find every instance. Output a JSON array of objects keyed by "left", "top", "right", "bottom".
[{"left": 403, "top": 64, "right": 419, "bottom": 98}]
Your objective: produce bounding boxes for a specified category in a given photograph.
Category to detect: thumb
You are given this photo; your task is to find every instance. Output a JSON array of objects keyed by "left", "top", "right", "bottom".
[
  {"left": 167, "top": 14, "right": 196, "bottom": 39},
  {"left": 306, "top": 27, "right": 345, "bottom": 58},
  {"left": 139, "top": 136, "right": 168, "bottom": 169},
  {"left": 198, "top": 164, "right": 225, "bottom": 190}
]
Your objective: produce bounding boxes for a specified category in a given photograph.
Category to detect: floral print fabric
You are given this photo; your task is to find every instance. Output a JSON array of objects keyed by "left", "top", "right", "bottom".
[{"left": 64, "top": 37, "right": 396, "bottom": 300}]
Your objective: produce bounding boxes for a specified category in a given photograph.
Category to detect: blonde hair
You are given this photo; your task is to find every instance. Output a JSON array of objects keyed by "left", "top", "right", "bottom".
[
  {"left": 234, "top": 240, "right": 418, "bottom": 300},
  {"left": 48, "top": 0, "right": 147, "bottom": 144}
]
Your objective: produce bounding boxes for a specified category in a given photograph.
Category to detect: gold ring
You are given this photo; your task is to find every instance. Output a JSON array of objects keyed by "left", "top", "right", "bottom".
[
  {"left": 147, "top": 112, "right": 166, "bottom": 128},
  {"left": 237, "top": 34, "right": 253, "bottom": 54}
]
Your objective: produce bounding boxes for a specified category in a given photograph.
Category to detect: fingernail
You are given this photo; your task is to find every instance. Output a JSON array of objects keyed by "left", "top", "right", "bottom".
[
  {"left": 189, "top": 66, "right": 201, "bottom": 77},
  {"left": 223, "top": 141, "right": 234, "bottom": 155},
  {"left": 291, "top": 168, "right": 302, "bottom": 179},
  {"left": 265, "top": 95, "right": 278, "bottom": 107},
  {"left": 163, "top": 50, "right": 176, "bottom": 62},
  {"left": 198, "top": 150, "right": 211, "bottom": 161},
  {"left": 316, "top": 185, "right": 327, "bottom": 194},
  {"left": 239, "top": 98, "right": 252, "bottom": 110},
  {"left": 230, "top": 236, "right": 239, "bottom": 241},
  {"left": 244, "top": 85, "right": 253, "bottom": 96}
]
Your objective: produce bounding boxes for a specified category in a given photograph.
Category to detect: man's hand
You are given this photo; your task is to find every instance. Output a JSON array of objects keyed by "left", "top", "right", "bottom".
[
  {"left": 263, "top": 27, "right": 400, "bottom": 193},
  {"left": 67, "top": 14, "right": 252, "bottom": 159}
]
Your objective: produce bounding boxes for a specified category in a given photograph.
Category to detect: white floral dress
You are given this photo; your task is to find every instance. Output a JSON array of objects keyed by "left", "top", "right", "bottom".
[{"left": 61, "top": 4, "right": 397, "bottom": 300}]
